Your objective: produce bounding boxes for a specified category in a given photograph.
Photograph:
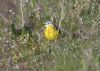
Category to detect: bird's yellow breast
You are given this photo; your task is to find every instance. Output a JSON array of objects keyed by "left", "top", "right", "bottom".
[{"left": 44, "top": 25, "right": 59, "bottom": 40}]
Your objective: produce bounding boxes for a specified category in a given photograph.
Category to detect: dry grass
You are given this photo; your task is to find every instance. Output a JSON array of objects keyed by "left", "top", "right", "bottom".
[{"left": 0, "top": 0, "right": 100, "bottom": 71}]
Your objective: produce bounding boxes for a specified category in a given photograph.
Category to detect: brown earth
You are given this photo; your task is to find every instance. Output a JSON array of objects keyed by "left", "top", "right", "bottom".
[{"left": 0, "top": 0, "right": 19, "bottom": 19}]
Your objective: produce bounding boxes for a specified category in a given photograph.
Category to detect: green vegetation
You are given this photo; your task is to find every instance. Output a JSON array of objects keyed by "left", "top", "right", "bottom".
[{"left": 0, "top": 0, "right": 100, "bottom": 71}]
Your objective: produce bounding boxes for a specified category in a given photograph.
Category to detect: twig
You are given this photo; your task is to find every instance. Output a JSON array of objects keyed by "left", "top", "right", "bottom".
[
  {"left": 20, "top": 0, "right": 25, "bottom": 27},
  {"left": 0, "top": 14, "right": 8, "bottom": 22}
]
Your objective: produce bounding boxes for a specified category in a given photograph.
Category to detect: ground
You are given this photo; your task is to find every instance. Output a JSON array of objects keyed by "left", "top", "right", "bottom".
[{"left": 0, "top": 0, "right": 100, "bottom": 71}]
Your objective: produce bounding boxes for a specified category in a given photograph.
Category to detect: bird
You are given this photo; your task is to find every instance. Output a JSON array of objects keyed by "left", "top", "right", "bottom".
[{"left": 44, "top": 21, "right": 60, "bottom": 41}]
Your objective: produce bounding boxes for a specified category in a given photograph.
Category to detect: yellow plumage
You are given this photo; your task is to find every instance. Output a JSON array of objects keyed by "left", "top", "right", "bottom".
[{"left": 44, "top": 24, "right": 59, "bottom": 40}]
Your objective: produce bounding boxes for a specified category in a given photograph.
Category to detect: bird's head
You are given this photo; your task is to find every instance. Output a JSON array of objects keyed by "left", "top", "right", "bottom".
[{"left": 45, "top": 21, "right": 54, "bottom": 27}]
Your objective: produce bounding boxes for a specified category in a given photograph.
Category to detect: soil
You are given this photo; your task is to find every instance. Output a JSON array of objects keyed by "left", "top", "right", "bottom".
[{"left": 0, "top": 0, "right": 19, "bottom": 19}]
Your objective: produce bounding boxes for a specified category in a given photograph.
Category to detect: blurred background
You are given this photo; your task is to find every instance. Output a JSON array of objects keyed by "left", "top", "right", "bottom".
[{"left": 0, "top": 0, "right": 100, "bottom": 71}]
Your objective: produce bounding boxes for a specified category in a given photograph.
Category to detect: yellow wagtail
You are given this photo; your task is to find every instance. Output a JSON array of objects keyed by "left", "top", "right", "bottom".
[{"left": 44, "top": 21, "right": 60, "bottom": 40}]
